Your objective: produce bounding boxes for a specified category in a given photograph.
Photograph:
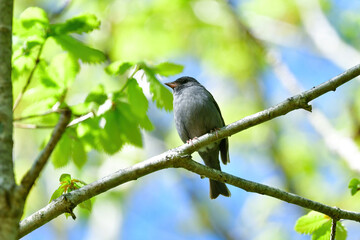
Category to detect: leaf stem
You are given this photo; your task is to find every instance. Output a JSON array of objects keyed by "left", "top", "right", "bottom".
[
  {"left": 14, "top": 109, "right": 61, "bottom": 122},
  {"left": 13, "top": 44, "right": 45, "bottom": 111},
  {"left": 330, "top": 218, "right": 337, "bottom": 240},
  {"left": 118, "top": 64, "right": 139, "bottom": 93}
]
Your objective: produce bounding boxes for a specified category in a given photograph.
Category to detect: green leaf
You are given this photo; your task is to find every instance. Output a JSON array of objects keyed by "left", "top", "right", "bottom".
[
  {"left": 99, "top": 110, "right": 125, "bottom": 154},
  {"left": 295, "top": 211, "right": 330, "bottom": 234},
  {"left": 85, "top": 84, "right": 108, "bottom": 105},
  {"left": 77, "top": 117, "right": 103, "bottom": 151},
  {"left": 142, "top": 66, "right": 173, "bottom": 111},
  {"left": 35, "top": 60, "right": 59, "bottom": 88},
  {"left": 79, "top": 199, "right": 92, "bottom": 211},
  {"left": 21, "top": 93, "right": 58, "bottom": 118},
  {"left": 348, "top": 178, "right": 360, "bottom": 196},
  {"left": 138, "top": 114, "right": 154, "bottom": 131},
  {"left": 12, "top": 54, "right": 37, "bottom": 81},
  {"left": 50, "top": 13, "right": 100, "bottom": 35},
  {"left": 310, "top": 221, "right": 347, "bottom": 240},
  {"left": 336, "top": 221, "right": 347, "bottom": 240},
  {"left": 70, "top": 103, "right": 91, "bottom": 115},
  {"left": 154, "top": 62, "right": 184, "bottom": 76},
  {"left": 49, "top": 53, "right": 80, "bottom": 88},
  {"left": 105, "top": 61, "right": 133, "bottom": 75},
  {"left": 49, "top": 187, "right": 64, "bottom": 203},
  {"left": 52, "top": 35, "right": 106, "bottom": 63},
  {"left": 52, "top": 132, "right": 72, "bottom": 168},
  {"left": 311, "top": 221, "right": 331, "bottom": 240},
  {"left": 116, "top": 102, "right": 143, "bottom": 147},
  {"left": 72, "top": 139, "right": 87, "bottom": 169},
  {"left": 59, "top": 173, "right": 71, "bottom": 182},
  {"left": 127, "top": 78, "right": 148, "bottom": 118},
  {"left": 19, "top": 7, "right": 49, "bottom": 29}
]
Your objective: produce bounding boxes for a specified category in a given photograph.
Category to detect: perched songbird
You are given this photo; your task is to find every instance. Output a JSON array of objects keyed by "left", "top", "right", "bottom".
[{"left": 165, "top": 76, "right": 231, "bottom": 199}]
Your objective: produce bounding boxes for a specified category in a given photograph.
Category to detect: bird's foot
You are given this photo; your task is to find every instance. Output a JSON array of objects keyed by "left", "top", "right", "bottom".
[
  {"left": 210, "top": 128, "right": 221, "bottom": 138},
  {"left": 186, "top": 137, "right": 198, "bottom": 145}
]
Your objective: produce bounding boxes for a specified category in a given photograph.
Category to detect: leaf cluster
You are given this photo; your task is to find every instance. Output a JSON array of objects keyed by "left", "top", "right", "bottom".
[
  {"left": 295, "top": 211, "right": 347, "bottom": 240},
  {"left": 13, "top": 7, "right": 184, "bottom": 215},
  {"left": 348, "top": 178, "right": 360, "bottom": 196},
  {"left": 13, "top": 7, "right": 183, "bottom": 168},
  {"left": 49, "top": 173, "right": 92, "bottom": 217}
]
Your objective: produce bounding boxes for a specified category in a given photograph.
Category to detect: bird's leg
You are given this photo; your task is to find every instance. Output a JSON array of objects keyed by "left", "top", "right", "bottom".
[
  {"left": 186, "top": 137, "right": 198, "bottom": 145},
  {"left": 210, "top": 128, "right": 221, "bottom": 138}
]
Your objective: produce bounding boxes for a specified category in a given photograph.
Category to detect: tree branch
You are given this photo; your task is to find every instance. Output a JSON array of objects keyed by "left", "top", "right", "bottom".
[
  {"left": 269, "top": 50, "right": 360, "bottom": 171},
  {"left": 0, "top": 0, "right": 19, "bottom": 239},
  {"left": 19, "top": 152, "right": 184, "bottom": 238},
  {"left": 18, "top": 63, "right": 360, "bottom": 238},
  {"left": 19, "top": 109, "right": 72, "bottom": 198},
  {"left": 177, "top": 159, "right": 360, "bottom": 221}
]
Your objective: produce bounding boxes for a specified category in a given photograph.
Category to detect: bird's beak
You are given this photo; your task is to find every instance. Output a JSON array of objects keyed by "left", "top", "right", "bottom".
[{"left": 165, "top": 81, "right": 178, "bottom": 89}]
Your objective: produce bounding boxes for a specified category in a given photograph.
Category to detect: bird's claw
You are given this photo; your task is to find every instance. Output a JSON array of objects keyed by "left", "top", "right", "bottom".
[
  {"left": 186, "top": 137, "right": 198, "bottom": 145},
  {"left": 210, "top": 128, "right": 220, "bottom": 138}
]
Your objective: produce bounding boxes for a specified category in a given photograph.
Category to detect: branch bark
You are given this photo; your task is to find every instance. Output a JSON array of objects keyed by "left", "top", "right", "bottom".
[
  {"left": 19, "top": 63, "right": 360, "bottom": 238},
  {"left": 269, "top": 50, "right": 360, "bottom": 171},
  {"left": 19, "top": 109, "right": 72, "bottom": 198}
]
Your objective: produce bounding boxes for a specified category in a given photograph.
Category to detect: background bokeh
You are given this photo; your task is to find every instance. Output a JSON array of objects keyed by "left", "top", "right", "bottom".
[{"left": 13, "top": 0, "right": 360, "bottom": 239}]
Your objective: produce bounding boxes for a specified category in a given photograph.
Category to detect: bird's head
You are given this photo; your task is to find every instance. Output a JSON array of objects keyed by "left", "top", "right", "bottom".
[{"left": 165, "top": 76, "right": 200, "bottom": 91}]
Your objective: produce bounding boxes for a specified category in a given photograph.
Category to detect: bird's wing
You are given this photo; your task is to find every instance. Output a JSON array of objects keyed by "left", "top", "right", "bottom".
[{"left": 204, "top": 88, "right": 230, "bottom": 164}]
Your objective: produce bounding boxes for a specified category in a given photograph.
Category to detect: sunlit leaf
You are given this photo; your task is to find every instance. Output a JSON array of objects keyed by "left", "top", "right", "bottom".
[
  {"left": 85, "top": 84, "right": 108, "bottom": 105},
  {"left": 72, "top": 139, "right": 87, "bottom": 169},
  {"left": 99, "top": 110, "right": 125, "bottom": 154},
  {"left": 59, "top": 173, "right": 71, "bottom": 182},
  {"left": 35, "top": 60, "right": 59, "bottom": 88},
  {"left": 117, "top": 103, "right": 143, "bottom": 147},
  {"left": 105, "top": 61, "right": 133, "bottom": 75},
  {"left": 52, "top": 35, "right": 106, "bottom": 63},
  {"left": 52, "top": 132, "right": 72, "bottom": 168},
  {"left": 295, "top": 211, "right": 330, "bottom": 234},
  {"left": 154, "top": 62, "right": 183, "bottom": 76},
  {"left": 49, "top": 53, "right": 80, "bottom": 88},
  {"left": 19, "top": 7, "right": 49, "bottom": 29},
  {"left": 142, "top": 65, "right": 173, "bottom": 111},
  {"left": 336, "top": 221, "right": 347, "bottom": 240},
  {"left": 50, "top": 13, "right": 100, "bottom": 35},
  {"left": 348, "top": 178, "right": 360, "bottom": 196},
  {"left": 127, "top": 78, "right": 148, "bottom": 118},
  {"left": 49, "top": 188, "right": 64, "bottom": 203},
  {"left": 138, "top": 114, "right": 154, "bottom": 131},
  {"left": 311, "top": 221, "right": 331, "bottom": 240}
]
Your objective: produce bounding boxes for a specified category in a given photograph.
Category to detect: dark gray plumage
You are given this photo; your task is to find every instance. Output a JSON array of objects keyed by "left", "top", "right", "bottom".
[{"left": 165, "top": 76, "right": 231, "bottom": 199}]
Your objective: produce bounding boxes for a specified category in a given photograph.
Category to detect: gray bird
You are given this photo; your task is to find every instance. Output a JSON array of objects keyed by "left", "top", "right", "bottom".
[{"left": 165, "top": 76, "right": 231, "bottom": 199}]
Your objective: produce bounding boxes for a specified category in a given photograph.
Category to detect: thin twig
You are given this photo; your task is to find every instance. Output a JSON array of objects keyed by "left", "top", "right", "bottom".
[
  {"left": 330, "top": 218, "right": 337, "bottom": 240},
  {"left": 19, "top": 109, "right": 72, "bottom": 198},
  {"left": 14, "top": 109, "right": 61, "bottom": 122},
  {"left": 15, "top": 64, "right": 141, "bottom": 129},
  {"left": 14, "top": 123, "right": 56, "bottom": 129},
  {"left": 13, "top": 44, "right": 44, "bottom": 111},
  {"left": 18, "top": 63, "right": 360, "bottom": 238},
  {"left": 67, "top": 112, "right": 94, "bottom": 127}
]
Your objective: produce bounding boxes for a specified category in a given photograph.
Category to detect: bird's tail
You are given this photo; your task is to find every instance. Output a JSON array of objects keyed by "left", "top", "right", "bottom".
[{"left": 209, "top": 179, "right": 231, "bottom": 199}]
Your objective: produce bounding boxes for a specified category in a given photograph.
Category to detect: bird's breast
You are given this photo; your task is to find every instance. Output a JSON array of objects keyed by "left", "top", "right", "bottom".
[{"left": 173, "top": 87, "right": 222, "bottom": 140}]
